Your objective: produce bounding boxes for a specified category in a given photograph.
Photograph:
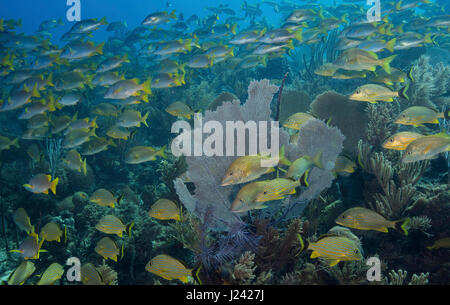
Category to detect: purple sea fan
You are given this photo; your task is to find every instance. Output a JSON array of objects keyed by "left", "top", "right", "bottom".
[{"left": 174, "top": 79, "right": 279, "bottom": 231}]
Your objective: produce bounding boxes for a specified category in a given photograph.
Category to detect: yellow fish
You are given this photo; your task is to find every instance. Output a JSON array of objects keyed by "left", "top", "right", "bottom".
[
  {"left": 149, "top": 199, "right": 181, "bottom": 221},
  {"left": 81, "top": 263, "right": 104, "bottom": 285},
  {"left": 231, "top": 181, "right": 269, "bottom": 213},
  {"left": 37, "top": 263, "right": 64, "bottom": 285},
  {"left": 89, "top": 188, "right": 122, "bottom": 208},
  {"left": 254, "top": 178, "right": 300, "bottom": 202},
  {"left": 125, "top": 145, "right": 167, "bottom": 164},
  {"left": 427, "top": 237, "right": 450, "bottom": 250},
  {"left": 395, "top": 106, "right": 449, "bottom": 127},
  {"left": 382, "top": 131, "right": 424, "bottom": 150},
  {"left": 284, "top": 152, "right": 323, "bottom": 186},
  {"left": 13, "top": 208, "right": 34, "bottom": 234},
  {"left": 336, "top": 207, "right": 410, "bottom": 235},
  {"left": 63, "top": 149, "right": 87, "bottom": 175},
  {"left": 165, "top": 101, "right": 194, "bottom": 119},
  {"left": 95, "top": 237, "right": 123, "bottom": 262},
  {"left": 7, "top": 261, "right": 36, "bottom": 285},
  {"left": 402, "top": 130, "right": 450, "bottom": 163},
  {"left": 145, "top": 254, "right": 193, "bottom": 283},
  {"left": 221, "top": 146, "right": 290, "bottom": 186},
  {"left": 23, "top": 174, "right": 59, "bottom": 195},
  {"left": 40, "top": 222, "right": 65, "bottom": 242},
  {"left": 95, "top": 215, "right": 134, "bottom": 237},
  {"left": 301, "top": 235, "right": 363, "bottom": 267},
  {"left": 0, "top": 135, "right": 20, "bottom": 151},
  {"left": 333, "top": 155, "right": 357, "bottom": 175}
]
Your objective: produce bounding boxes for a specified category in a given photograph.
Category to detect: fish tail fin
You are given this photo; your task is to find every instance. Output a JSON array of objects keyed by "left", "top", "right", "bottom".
[
  {"left": 192, "top": 265, "right": 203, "bottom": 285},
  {"left": 230, "top": 23, "right": 237, "bottom": 35},
  {"left": 394, "top": 218, "right": 410, "bottom": 236},
  {"left": 382, "top": 55, "right": 397, "bottom": 74},
  {"left": 50, "top": 177, "right": 59, "bottom": 195},
  {"left": 141, "top": 78, "right": 152, "bottom": 95},
  {"left": 407, "top": 66, "right": 414, "bottom": 82},
  {"left": 142, "top": 111, "right": 149, "bottom": 127},
  {"left": 83, "top": 158, "right": 87, "bottom": 176},
  {"left": 46, "top": 72, "right": 54, "bottom": 87},
  {"left": 385, "top": 38, "right": 396, "bottom": 53},
  {"left": 123, "top": 53, "right": 130, "bottom": 63},
  {"left": 96, "top": 42, "right": 105, "bottom": 55},
  {"left": 121, "top": 244, "right": 124, "bottom": 260},
  {"left": 126, "top": 222, "right": 135, "bottom": 237},
  {"left": 11, "top": 138, "right": 20, "bottom": 149},
  {"left": 423, "top": 33, "right": 433, "bottom": 44},
  {"left": 117, "top": 194, "right": 124, "bottom": 205},
  {"left": 158, "top": 145, "right": 167, "bottom": 159},
  {"left": 279, "top": 144, "right": 291, "bottom": 166},
  {"left": 312, "top": 151, "right": 323, "bottom": 169},
  {"left": 295, "top": 234, "right": 309, "bottom": 256},
  {"left": 89, "top": 128, "right": 97, "bottom": 138},
  {"left": 31, "top": 83, "right": 40, "bottom": 98},
  {"left": 100, "top": 17, "right": 108, "bottom": 25},
  {"left": 395, "top": 0, "right": 403, "bottom": 10},
  {"left": 398, "top": 82, "right": 409, "bottom": 100},
  {"left": 443, "top": 108, "right": 450, "bottom": 120},
  {"left": 300, "top": 170, "right": 310, "bottom": 187},
  {"left": 294, "top": 28, "right": 303, "bottom": 42}
]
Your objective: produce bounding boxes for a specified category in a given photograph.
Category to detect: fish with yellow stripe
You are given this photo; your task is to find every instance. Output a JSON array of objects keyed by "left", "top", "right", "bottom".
[
  {"left": 10, "top": 232, "right": 46, "bottom": 260},
  {"left": 148, "top": 199, "right": 181, "bottom": 221},
  {"left": 145, "top": 254, "right": 198, "bottom": 284},
  {"left": 39, "top": 222, "right": 66, "bottom": 243},
  {"left": 95, "top": 237, "right": 123, "bottom": 262},
  {"left": 13, "top": 208, "right": 34, "bottom": 234},
  {"left": 297, "top": 234, "right": 363, "bottom": 267},
  {"left": 336, "top": 207, "right": 410, "bottom": 235},
  {"left": 81, "top": 263, "right": 105, "bottom": 285},
  {"left": 95, "top": 215, "right": 134, "bottom": 237},
  {"left": 254, "top": 178, "right": 301, "bottom": 203},
  {"left": 36, "top": 263, "right": 64, "bottom": 285},
  {"left": 7, "top": 261, "right": 36, "bottom": 285}
]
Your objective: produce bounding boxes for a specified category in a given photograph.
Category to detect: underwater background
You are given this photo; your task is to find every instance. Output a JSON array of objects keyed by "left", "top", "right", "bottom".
[{"left": 0, "top": 0, "right": 449, "bottom": 285}]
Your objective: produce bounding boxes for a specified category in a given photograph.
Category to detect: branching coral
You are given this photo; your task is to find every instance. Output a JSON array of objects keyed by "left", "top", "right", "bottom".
[
  {"left": 96, "top": 262, "right": 118, "bottom": 285},
  {"left": 254, "top": 218, "right": 303, "bottom": 274},
  {"left": 231, "top": 251, "right": 257, "bottom": 284},
  {"left": 357, "top": 140, "right": 429, "bottom": 218},
  {"left": 407, "top": 55, "right": 450, "bottom": 108},
  {"left": 384, "top": 269, "right": 429, "bottom": 285},
  {"left": 364, "top": 103, "right": 399, "bottom": 149}
]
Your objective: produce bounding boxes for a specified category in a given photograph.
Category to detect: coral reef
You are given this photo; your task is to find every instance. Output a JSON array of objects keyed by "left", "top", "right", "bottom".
[{"left": 407, "top": 55, "right": 450, "bottom": 108}]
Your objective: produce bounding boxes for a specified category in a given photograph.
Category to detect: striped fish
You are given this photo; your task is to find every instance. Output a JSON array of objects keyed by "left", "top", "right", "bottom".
[
  {"left": 37, "top": 263, "right": 64, "bottom": 285},
  {"left": 148, "top": 199, "right": 181, "bottom": 221},
  {"left": 336, "top": 207, "right": 410, "bottom": 235},
  {"left": 307, "top": 235, "right": 363, "bottom": 266},
  {"left": 81, "top": 263, "right": 104, "bottom": 285},
  {"left": 13, "top": 208, "right": 34, "bottom": 234},
  {"left": 95, "top": 215, "right": 134, "bottom": 237},
  {"left": 145, "top": 254, "right": 192, "bottom": 283},
  {"left": 10, "top": 232, "right": 45, "bottom": 260},
  {"left": 254, "top": 178, "right": 300, "bottom": 202},
  {"left": 94, "top": 237, "right": 123, "bottom": 262},
  {"left": 7, "top": 261, "right": 36, "bottom": 285},
  {"left": 40, "top": 222, "right": 65, "bottom": 242}
]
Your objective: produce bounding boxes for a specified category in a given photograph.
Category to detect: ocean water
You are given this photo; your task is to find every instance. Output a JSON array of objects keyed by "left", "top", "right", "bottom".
[{"left": 0, "top": 0, "right": 449, "bottom": 286}]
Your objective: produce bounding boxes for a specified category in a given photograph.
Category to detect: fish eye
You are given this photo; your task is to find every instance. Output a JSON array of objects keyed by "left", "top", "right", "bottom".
[
  {"left": 354, "top": 249, "right": 359, "bottom": 254},
  {"left": 229, "top": 172, "right": 233, "bottom": 176},
  {"left": 390, "top": 138, "right": 394, "bottom": 142},
  {"left": 263, "top": 191, "right": 267, "bottom": 195}
]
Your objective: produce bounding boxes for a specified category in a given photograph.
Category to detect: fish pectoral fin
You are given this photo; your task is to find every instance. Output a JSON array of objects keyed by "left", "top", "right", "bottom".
[
  {"left": 378, "top": 227, "right": 389, "bottom": 233},
  {"left": 310, "top": 251, "right": 320, "bottom": 259}
]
